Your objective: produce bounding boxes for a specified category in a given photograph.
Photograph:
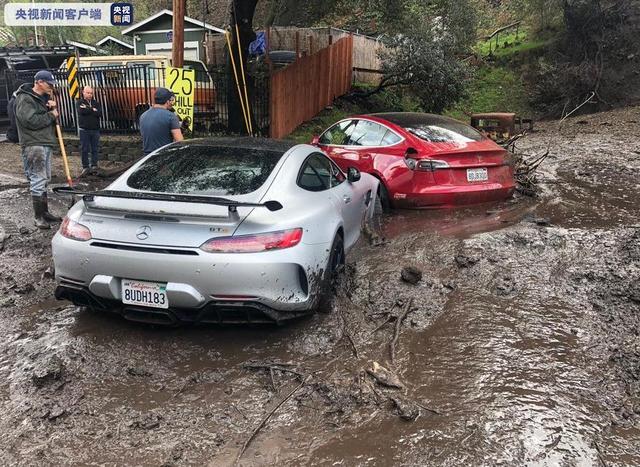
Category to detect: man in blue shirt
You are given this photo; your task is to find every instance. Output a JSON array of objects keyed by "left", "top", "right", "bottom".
[{"left": 139, "top": 87, "right": 184, "bottom": 156}]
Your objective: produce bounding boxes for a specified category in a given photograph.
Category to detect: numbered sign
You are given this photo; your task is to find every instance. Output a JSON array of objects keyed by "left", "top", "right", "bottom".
[{"left": 166, "top": 67, "right": 195, "bottom": 132}]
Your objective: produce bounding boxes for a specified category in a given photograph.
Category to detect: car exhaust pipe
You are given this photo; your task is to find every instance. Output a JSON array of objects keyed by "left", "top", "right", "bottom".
[{"left": 123, "top": 307, "right": 178, "bottom": 326}]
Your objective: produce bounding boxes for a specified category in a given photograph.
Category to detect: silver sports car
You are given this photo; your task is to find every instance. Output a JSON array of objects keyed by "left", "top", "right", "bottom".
[{"left": 52, "top": 138, "right": 380, "bottom": 324}]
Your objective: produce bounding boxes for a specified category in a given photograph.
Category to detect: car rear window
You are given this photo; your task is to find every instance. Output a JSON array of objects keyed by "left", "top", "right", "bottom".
[
  {"left": 405, "top": 120, "right": 484, "bottom": 143},
  {"left": 127, "top": 145, "right": 283, "bottom": 195}
]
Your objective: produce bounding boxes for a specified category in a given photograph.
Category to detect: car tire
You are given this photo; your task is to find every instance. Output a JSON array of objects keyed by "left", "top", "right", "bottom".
[
  {"left": 328, "top": 233, "right": 345, "bottom": 276},
  {"left": 378, "top": 182, "right": 392, "bottom": 212},
  {"left": 367, "top": 193, "right": 384, "bottom": 233},
  {"left": 318, "top": 233, "right": 345, "bottom": 311}
]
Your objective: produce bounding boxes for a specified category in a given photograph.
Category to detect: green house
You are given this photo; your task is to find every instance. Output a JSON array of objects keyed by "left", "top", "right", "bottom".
[{"left": 121, "top": 9, "right": 225, "bottom": 62}]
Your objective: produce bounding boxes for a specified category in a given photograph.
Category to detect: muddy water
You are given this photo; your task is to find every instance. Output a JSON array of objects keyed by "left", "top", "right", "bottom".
[
  {"left": 1, "top": 111, "right": 639, "bottom": 465},
  {"left": 382, "top": 198, "right": 536, "bottom": 240},
  {"left": 308, "top": 284, "right": 610, "bottom": 465}
]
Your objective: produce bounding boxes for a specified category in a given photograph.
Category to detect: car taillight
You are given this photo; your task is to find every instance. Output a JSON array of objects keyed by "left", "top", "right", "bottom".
[
  {"left": 200, "top": 228, "right": 303, "bottom": 253},
  {"left": 416, "top": 159, "right": 449, "bottom": 171},
  {"left": 60, "top": 217, "right": 92, "bottom": 241},
  {"left": 404, "top": 157, "right": 449, "bottom": 171}
]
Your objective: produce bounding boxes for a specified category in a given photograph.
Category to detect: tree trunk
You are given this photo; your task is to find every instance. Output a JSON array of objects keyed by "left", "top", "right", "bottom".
[{"left": 226, "top": 0, "right": 258, "bottom": 134}]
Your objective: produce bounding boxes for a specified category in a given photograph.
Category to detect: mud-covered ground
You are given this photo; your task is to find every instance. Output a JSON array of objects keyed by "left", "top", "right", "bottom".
[{"left": 0, "top": 107, "right": 639, "bottom": 466}]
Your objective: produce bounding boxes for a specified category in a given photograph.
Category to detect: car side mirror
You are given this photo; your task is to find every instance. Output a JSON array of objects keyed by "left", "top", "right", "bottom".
[
  {"left": 347, "top": 167, "right": 361, "bottom": 183},
  {"left": 311, "top": 135, "right": 320, "bottom": 145}
]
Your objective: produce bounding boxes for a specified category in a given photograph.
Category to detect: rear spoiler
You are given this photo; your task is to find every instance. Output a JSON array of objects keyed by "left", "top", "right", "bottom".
[{"left": 52, "top": 187, "right": 283, "bottom": 212}]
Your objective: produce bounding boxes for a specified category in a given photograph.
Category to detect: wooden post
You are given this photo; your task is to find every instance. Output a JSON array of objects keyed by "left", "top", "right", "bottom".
[
  {"left": 295, "top": 30, "right": 300, "bottom": 59},
  {"left": 309, "top": 35, "right": 314, "bottom": 56},
  {"left": 266, "top": 27, "right": 272, "bottom": 70},
  {"left": 326, "top": 34, "right": 333, "bottom": 106},
  {"left": 172, "top": 0, "right": 185, "bottom": 68}
]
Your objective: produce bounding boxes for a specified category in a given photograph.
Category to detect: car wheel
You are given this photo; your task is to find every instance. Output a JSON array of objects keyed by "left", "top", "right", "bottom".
[
  {"left": 366, "top": 193, "right": 384, "bottom": 234},
  {"left": 318, "top": 233, "right": 344, "bottom": 310},
  {"left": 378, "top": 182, "right": 392, "bottom": 212},
  {"left": 328, "top": 233, "right": 345, "bottom": 277}
]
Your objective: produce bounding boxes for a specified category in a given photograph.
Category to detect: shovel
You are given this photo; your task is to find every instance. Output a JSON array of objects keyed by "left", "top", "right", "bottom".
[
  {"left": 54, "top": 117, "right": 73, "bottom": 188},
  {"left": 50, "top": 98, "right": 75, "bottom": 209}
]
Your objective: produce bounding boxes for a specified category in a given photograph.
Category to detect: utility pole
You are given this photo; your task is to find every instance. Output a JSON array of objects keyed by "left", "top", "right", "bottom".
[
  {"left": 32, "top": 0, "right": 39, "bottom": 46},
  {"left": 172, "top": 0, "right": 185, "bottom": 67}
]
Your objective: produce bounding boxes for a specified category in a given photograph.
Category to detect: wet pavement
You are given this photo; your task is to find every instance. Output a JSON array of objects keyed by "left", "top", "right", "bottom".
[{"left": 0, "top": 106, "right": 639, "bottom": 465}]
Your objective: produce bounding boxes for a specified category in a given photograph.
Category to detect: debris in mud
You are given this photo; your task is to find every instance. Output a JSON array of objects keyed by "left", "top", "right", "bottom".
[
  {"left": 31, "top": 355, "right": 65, "bottom": 389},
  {"left": 41, "top": 266, "right": 54, "bottom": 280},
  {"left": 13, "top": 283, "right": 35, "bottom": 295},
  {"left": 400, "top": 266, "right": 423, "bottom": 285},
  {"left": 19, "top": 227, "right": 31, "bottom": 235},
  {"left": 454, "top": 253, "right": 480, "bottom": 268},
  {"left": 367, "top": 362, "right": 404, "bottom": 389},
  {"left": 127, "top": 412, "right": 163, "bottom": 430},
  {"left": 533, "top": 217, "right": 551, "bottom": 226},
  {"left": 505, "top": 134, "right": 549, "bottom": 196},
  {"left": 389, "top": 299, "right": 414, "bottom": 365},
  {"left": 390, "top": 396, "right": 420, "bottom": 421},
  {"left": 161, "top": 445, "right": 185, "bottom": 467},
  {"left": 0, "top": 297, "right": 15, "bottom": 308},
  {"left": 362, "top": 223, "right": 386, "bottom": 247},
  {"left": 127, "top": 367, "right": 151, "bottom": 377},
  {"left": 243, "top": 361, "right": 304, "bottom": 379},
  {"left": 46, "top": 405, "right": 66, "bottom": 421},
  {"left": 496, "top": 275, "right": 516, "bottom": 296},
  {"left": 442, "top": 280, "right": 456, "bottom": 290}
]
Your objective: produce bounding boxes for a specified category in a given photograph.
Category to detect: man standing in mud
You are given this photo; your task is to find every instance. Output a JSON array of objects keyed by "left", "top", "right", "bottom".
[
  {"left": 139, "top": 87, "right": 183, "bottom": 156},
  {"left": 15, "top": 70, "right": 62, "bottom": 229},
  {"left": 77, "top": 85, "right": 102, "bottom": 177}
]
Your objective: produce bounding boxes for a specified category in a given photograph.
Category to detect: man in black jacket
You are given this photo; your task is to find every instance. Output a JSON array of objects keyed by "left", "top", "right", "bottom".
[{"left": 76, "top": 86, "right": 102, "bottom": 176}]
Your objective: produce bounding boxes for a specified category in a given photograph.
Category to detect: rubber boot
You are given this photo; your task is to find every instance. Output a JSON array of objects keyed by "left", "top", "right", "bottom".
[
  {"left": 42, "top": 193, "right": 62, "bottom": 223},
  {"left": 32, "top": 196, "right": 51, "bottom": 230}
]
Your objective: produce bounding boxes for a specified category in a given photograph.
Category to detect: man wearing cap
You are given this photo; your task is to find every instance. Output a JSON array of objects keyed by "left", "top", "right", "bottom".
[
  {"left": 139, "top": 87, "right": 183, "bottom": 156},
  {"left": 15, "top": 70, "right": 62, "bottom": 229}
]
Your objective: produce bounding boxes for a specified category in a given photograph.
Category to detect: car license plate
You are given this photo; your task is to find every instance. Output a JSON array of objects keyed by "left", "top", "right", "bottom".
[
  {"left": 467, "top": 167, "right": 488, "bottom": 182},
  {"left": 121, "top": 279, "right": 168, "bottom": 309}
]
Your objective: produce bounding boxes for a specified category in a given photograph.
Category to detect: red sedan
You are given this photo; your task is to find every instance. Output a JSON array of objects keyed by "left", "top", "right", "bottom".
[{"left": 312, "top": 113, "right": 516, "bottom": 209}]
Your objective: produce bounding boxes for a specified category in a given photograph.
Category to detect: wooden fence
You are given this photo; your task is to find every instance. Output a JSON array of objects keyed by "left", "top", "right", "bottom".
[
  {"left": 204, "top": 27, "right": 384, "bottom": 83},
  {"left": 270, "top": 35, "right": 353, "bottom": 139}
]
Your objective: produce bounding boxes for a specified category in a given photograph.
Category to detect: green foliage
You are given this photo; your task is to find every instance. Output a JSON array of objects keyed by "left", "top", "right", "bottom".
[
  {"left": 376, "top": 26, "right": 469, "bottom": 113},
  {"left": 288, "top": 87, "right": 419, "bottom": 143},
  {"left": 445, "top": 66, "right": 532, "bottom": 120},
  {"left": 363, "top": 85, "right": 423, "bottom": 113},
  {"left": 476, "top": 28, "right": 555, "bottom": 58},
  {"left": 507, "top": 0, "right": 564, "bottom": 32},
  {"left": 288, "top": 106, "right": 352, "bottom": 144}
]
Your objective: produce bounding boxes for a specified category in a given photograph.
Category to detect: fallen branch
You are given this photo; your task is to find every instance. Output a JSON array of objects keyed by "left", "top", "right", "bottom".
[
  {"left": 242, "top": 362, "right": 304, "bottom": 379},
  {"left": 346, "top": 332, "right": 359, "bottom": 359},
  {"left": 594, "top": 440, "right": 609, "bottom": 467},
  {"left": 336, "top": 306, "right": 359, "bottom": 359},
  {"left": 370, "top": 301, "right": 401, "bottom": 334},
  {"left": 231, "top": 402, "right": 247, "bottom": 420},
  {"left": 389, "top": 298, "right": 414, "bottom": 365},
  {"left": 372, "top": 315, "right": 393, "bottom": 333},
  {"left": 171, "top": 379, "right": 190, "bottom": 399},
  {"left": 234, "top": 376, "right": 310, "bottom": 465},
  {"left": 416, "top": 402, "right": 442, "bottom": 416}
]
